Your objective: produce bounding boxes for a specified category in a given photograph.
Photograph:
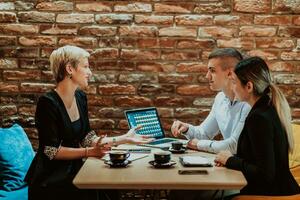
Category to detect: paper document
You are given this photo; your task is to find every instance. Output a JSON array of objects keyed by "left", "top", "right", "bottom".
[{"left": 179, "top": 156, "right": 213, "bottom": 167}]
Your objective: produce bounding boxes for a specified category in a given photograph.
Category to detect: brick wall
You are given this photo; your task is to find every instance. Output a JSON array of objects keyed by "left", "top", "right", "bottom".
[{"left": 0, "top": 0, "right": 300, "bottom": 148}]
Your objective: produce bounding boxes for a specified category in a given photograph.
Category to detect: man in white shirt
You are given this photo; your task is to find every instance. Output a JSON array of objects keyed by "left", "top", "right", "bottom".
[{"left": 171, "top": 48, "right": 251, "bottom": 154}]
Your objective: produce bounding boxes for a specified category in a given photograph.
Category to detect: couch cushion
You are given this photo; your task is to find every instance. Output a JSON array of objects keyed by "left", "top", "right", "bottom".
[
  {"left": 289, "top": 123, "right": 300, "bottom": 168},
  {"left": 0, "top": 124, "right": 34, "bottom": 192}
]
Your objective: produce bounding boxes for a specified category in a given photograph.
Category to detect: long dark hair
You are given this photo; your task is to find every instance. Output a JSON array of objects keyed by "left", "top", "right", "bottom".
[{"left": 234, "top": 57, "right": 293, "bottom": 152}]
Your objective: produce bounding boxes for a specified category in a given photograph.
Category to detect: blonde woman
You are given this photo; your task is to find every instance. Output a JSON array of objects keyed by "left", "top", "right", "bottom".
[
  {"left": 215, "top": 57, "right": 300, "bottom": 196},
  {"left": 25, "top": 45, "right": 152, "bottom": 200}
]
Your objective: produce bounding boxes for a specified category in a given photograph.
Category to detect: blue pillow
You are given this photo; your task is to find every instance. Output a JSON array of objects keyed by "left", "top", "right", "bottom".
[{"left": 0, "top": 124, "right": 34, "bottom": 193}]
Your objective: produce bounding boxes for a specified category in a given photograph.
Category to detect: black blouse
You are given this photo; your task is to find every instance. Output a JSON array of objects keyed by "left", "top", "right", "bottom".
[
  {"left": 226, "top": 95, "right": 300, "bottom": 195},
  {"left": 25, "top": 89, "right": 92, "bottom": 187}
]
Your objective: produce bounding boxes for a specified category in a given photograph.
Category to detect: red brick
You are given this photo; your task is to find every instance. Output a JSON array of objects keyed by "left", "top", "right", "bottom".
[
  {"left": 256, "top": 38, "right": 294, "bottom": 49},
  {"left": 89, "top": 119, "right": 115, "bottom": 130},
  {"left": 0, "top": 24, "right": 38, "bottom": 35},
  {"left": 79, "top": 26, "right": 116, "bottom": 37},
  {"left": 92, "top": 61, "right": 135, "bottom": 71},
  {"left": 41, "top": 71, "right": 54, "bottom": 82},
  {"left": 15, "top": 1, "right": 34, "bottom": 11},
  {"left": 99, "top": 38, "right": 119, "bottom": 48},
  {"left": 254, "top": 15, "right": 291, "bottom": 25},
  {"left": 292, "top": 109, "right": 300, "bottom": 118},
  {"left": 135, "top": 15, "right": 173, "bottom": 25},
  {"left": 159, "top": 27, "right": 197, "bottom": 37},
  {"left": 137, "top": 38, "right": 159, "bottom": 48},
  {"left": 91, "top": 74, "right": 116, "bottom": 83},
  {"left": 0, "top": 36, "right": 16, "bottom": 46},
  {"left": 234, "top": 0, "right": 271, "bottom": 13},
  {"left": 98, "top": 84, "right": 135, "bottom": 95},
  {"left": 19, "top": 36, "right": 56, "bottom": 46},
  {"left": 57, "top": 14, "right": 94, "bottom": 23},
  {"left": 87, "top": 95, "right": 114, "bottom": 106},
  {"left": 137, "top": 62, "right": 175, "bottom": 72},
  {"left": 281, "top": 51, "right": 300, "bottom": 61},
  {"left": 292, "top": 16, "right": 300, "bottom": 25},
  {"left": 157, "top": 108, "right": 174, "bottom": 118},
  {"left": 217, "top": 38, "right": 254, "bottom": 50},
  {"left": 96, "top": 14, "right": 133, "bottom": 24},
  {"left": 19, "top": 59, "right": 49, "bottom": 69},
  {"left": 16, "top": 48, "right": 39, "bottom": 58},
  {"left": 41, "top": 48, "right": 55, "bottom": 58},
  {"left": 176, "top": 62, "right": 207, "bottom": 73},
  {"left": 175, "top": 15, "right": 213, "bottom": 26},
  {"left": 58, "top": 37, "right": 97, "bottom": 47},
  {"left": 91, "top": 48, "right": 119, "bottom": 59},
  {"left": 0, "top": 82, "right": 19, "bottom": 92},
  {"left": 154, "top": 3, "right": 193, "bottom": 13},
  {"left": 121, "top": 49, "right": 160, "bottom": 60},
  {"left": 0, "top": 105, "right": 17, "bottom": 116},
  {"left": 19, "top": 105, "right": 36, "bottom": 117},
  {"left": 119, "top": 74, "right": 146, "bottom": 83},
  {"left": 0, "top": 2, "right": 14, "bottom": 10},
  {"left": 199, "top": 27, "right": 237, "bottom": 37},
  {"left": 3, "top": 70, "right": 41, "bottom": 81},
  {"left": 214, "top": 15, "right": 253, "bottom": 25},
  {"left": 158, "top": 74, "right": 194, "bottom": 83},
  {"left": 36, "top": 1, "right": 73, "bottom": 11},
  {"left": 273, "top": 0, "right": 300, "bottom": 14},
  {"left": 193, "top": 97, "right": 214, "bottom": 107},
  {"left": 194, "top": 2, "right": 231, "bottom": 14},
  {"left": 138, "top": 84, "right": 174, "bottom": 95},
  {"left": 248, "top": 50, "right": 279, "bottom": 60},
  {"left": 120, "top": 38, "right": 136, "bottom": 48},
  {"left": 115, "top": 3, "right": 152, "bottom": 13},
  {"left": 119, "top": 26, "right": 157, "bottom": 37},
  {"left": 159, "top": 38, "right": 176, "bottom": 48},
  {"left": 278, "top": 27, "right": 300, "bottom": 37},
  {"left": 20, "top": 83, "right": 55, "bottom": 93},
  {"left": 240, "top": 26, "right": 276, "bottom": 37},
  {"left": 268, "top": 61, "right": 295, "bottom": 72},
  {"left": 115, "top": 96, "right": 152, "bottom": 107},
  {"left": 161, "top": 51, "right": 199, "bottom": 61},
  {"left": 177, "top": 39, "right": 215, "bottom": 49},
  {"left": 177, "top": 85, "right": 214, "bottom": 96},
  {"left": 40, "top": 24, "right": 77, "bottom": 35},
  {"left": 90, "top": 107, "right": 123, "bottom": 118},
  {"left": 175, "top": 108, "right": 210, "bottom": 118},
  {"left": 76, "top": 2, "right": 111, "bottom": 12},
  {"left": 18, "top": 11, "right": 55, "bottom": 23},
  {"left": 154, "top": 96, "right": 191, "bottom": 107},
  {"left": 274, "top": 74, "right": 300, "bottom": 84},
  {"left": 0, "top": 12, "right": 16, "bottom": 22},
  {"left": 0, "top": 59, "right": 18, "bottom": 69}
]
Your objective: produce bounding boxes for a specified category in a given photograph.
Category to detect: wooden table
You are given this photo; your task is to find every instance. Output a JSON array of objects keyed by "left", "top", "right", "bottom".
[{"left": 73, "top": 148, "right": 247, "bottom": 190}]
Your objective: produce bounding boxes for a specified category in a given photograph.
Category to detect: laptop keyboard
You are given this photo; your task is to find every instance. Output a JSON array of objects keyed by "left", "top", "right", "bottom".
[{"left": 148, "top": 138, "right": 176, "bottom": 145}]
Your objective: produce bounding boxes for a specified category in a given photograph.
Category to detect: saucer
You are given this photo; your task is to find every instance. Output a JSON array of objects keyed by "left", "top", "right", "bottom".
[
  {"left": 149, "top": 160, "right": 176, "bottom": 168},
  {"left": 104, "top": 160, "right": 131, "bottom": 168},
  {"left": 169, "top": 147, "right": 186, "bottom": 154}
]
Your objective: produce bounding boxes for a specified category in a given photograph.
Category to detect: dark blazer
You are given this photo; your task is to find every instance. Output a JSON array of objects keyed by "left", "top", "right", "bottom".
[
  {"left": 25, "top": 89, "right": 91, "bottom": 187},
  {"left": 226, "top": 95, "right": 300, "bottom": 195}
]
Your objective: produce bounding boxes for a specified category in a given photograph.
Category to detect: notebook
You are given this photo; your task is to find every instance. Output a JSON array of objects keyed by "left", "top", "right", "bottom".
[
  {"left": 179, "top": 156, "right": 213, "bottom": 167},
  {"left": 124, "top": 107, "right": 185, "bottom": 149}
]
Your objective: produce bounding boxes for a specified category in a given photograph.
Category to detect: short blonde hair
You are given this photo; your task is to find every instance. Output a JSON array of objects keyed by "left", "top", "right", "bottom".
[{"left": 50, "top": 45, "right": 90, "bottom": 83}]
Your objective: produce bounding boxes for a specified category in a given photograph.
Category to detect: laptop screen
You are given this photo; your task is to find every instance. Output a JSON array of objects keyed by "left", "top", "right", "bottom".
[{"left": 124, "top": 107, "right": 164, "bottom": 139}]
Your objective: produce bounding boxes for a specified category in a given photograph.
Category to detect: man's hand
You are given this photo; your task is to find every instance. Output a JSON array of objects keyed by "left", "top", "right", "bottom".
[
  {"left": 187, "top": 138, "right": 199, "bottom": 150},
  {"left": 171, "top": 120, "right": 189, "bottom": 137}
]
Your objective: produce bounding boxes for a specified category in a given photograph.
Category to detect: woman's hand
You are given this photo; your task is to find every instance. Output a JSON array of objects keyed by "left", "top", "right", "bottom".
[
  {"left": 88, "top": 135, "right": 111, "bottom": 158},
  {"left": 122, "top": 126, "right": 154, "bottom": 144},
  {"left": 214, "top": 150, "right": 233, "bottom": 167}
]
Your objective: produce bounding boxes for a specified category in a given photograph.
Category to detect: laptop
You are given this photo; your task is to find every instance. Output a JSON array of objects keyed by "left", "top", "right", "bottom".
[{"left": 124, "top": 107, "right": 186, "bottom": 149}]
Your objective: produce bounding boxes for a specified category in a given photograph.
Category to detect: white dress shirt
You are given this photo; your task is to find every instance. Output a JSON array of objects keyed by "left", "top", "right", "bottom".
[{"left": 185, "top": 92, "right": 251, "bottom": 154}]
